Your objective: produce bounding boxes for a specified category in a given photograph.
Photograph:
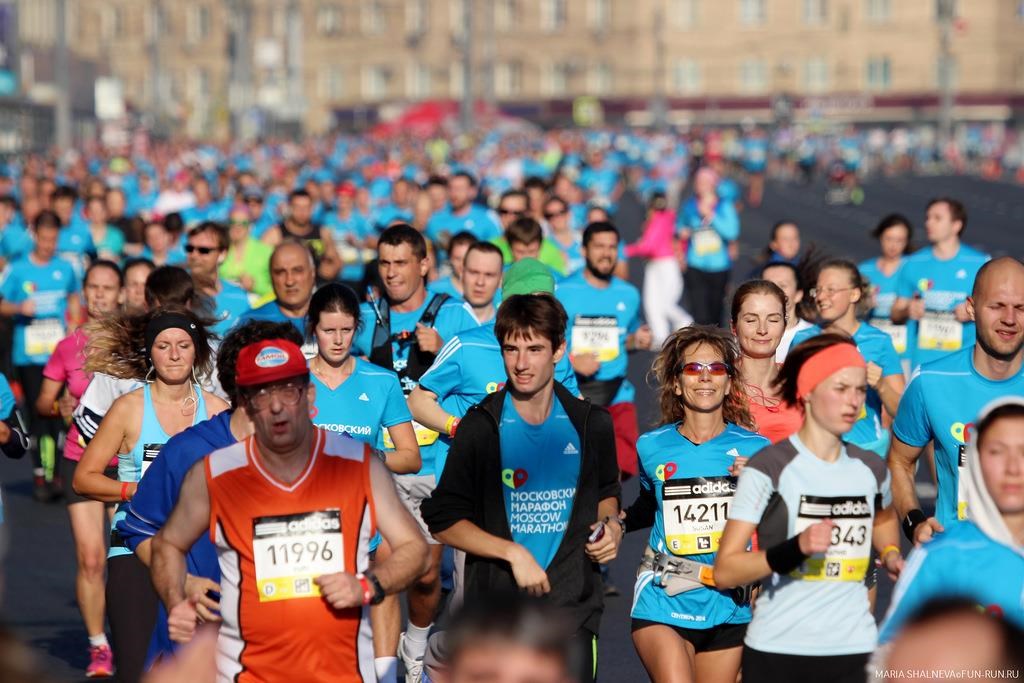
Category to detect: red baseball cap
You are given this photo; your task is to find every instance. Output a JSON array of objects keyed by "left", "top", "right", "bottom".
[{"left": 235, "top": 339, "right": 308, "bottom": 388}]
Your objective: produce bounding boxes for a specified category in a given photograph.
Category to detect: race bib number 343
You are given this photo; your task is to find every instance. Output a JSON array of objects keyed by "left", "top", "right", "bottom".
[
  {"left": 792, "top": 495, "right": 871, "bottom": 582},
  {"left": 252, "top": 509, "right": 344, "bottom": 602},
  {"left": 662, "top": 476, "right": 736, "bottom": 555}
]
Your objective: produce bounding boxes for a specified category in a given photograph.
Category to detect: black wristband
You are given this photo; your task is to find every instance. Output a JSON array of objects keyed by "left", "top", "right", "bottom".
[
  {"left": 902, "top": 509, "right": 927, "bottom": 542},
  {"left": 765, "top": 535, "right": 809, "bottom": 575},
  {"left": 364, "top": 570, "right": 386, "bottom": 606}
]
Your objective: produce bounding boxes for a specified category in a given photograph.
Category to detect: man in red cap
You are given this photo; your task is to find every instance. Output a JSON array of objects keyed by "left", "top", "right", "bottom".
[{"left": 151, "top": 338, "right": 429, "bottom": 682}]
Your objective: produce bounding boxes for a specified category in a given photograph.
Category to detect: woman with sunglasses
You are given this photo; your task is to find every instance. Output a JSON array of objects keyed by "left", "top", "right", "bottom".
[
  {"left": 626, "top": 326, "right": 768, "bottom": 683},
  {"left": 730, "top": 280, "right": 803, "bottom": 444},
  {"left": 714, "top": 334, "right": 903, "bottom": 683},
  {"left": 219, "top": 203, "right": 273, "bottom": 301},
  {"left": 792, "top": 259, "right": 905, "bottom": 457},
  {"left": 73, "top": 307, "right": 227, "bottom": 682}
]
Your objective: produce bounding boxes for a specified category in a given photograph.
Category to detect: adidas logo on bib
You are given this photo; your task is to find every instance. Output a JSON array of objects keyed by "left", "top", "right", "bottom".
[
  {"left": 563, "top": 442, "right": 579, "bottom": 455},
  {"left": 358, "top": 393, "right": 369, "bottom": 402}
]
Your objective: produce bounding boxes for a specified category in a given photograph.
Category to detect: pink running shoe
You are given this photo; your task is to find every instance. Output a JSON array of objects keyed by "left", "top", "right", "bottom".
[{"left": 86, "top": 644, "right": 114, "bottom": 678}]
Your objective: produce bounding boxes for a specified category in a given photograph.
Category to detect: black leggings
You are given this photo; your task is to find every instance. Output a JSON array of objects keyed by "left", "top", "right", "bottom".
[
  {"left": 741, "top": 646, "right": 869, "bottom": 683},
  {"left": 571, "top": 630, "right": 598, "bottom": 683},
  {"left": 684, "top": 268, "right": 731, "bottom": 326},
  {"left": 107, "top": 553, "right": 159, "bottom": 683},
  {"left": 15, "top": 364, "right": 63, "bottom": 473}
]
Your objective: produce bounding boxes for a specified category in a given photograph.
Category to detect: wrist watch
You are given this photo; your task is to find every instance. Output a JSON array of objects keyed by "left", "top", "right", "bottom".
[
  {"left": 364, "top": 570, "right": 386, "bottom": 605},
  {"left": 902, "top": 509, "right": 927, "bottom": 542}
]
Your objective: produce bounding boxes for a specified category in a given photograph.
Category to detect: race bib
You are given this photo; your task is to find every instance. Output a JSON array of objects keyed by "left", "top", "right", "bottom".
[
  {"left": 141, "top": 443, "right": 162, "bottom": 478},
  {"left": 25, "top": 318, "right": 64, "bottom": 357},
  {"left": 870, "top": 318, "right": 908, "bottom": 355},
  {"left": 957, "top": 445, "right": 968, "bottom": 521},
  {"left": 338, "top": 245, "right": 360, "bottom": 264},
  {"left": 252, "top": 509, "right": 344, "bottom": 603},
  {"left": 692, "top": 229, "right": 723, "bottom": 257},
  {"left": 571, "top": 315, "right": 620, "bottom": 362},
  {"left": 382, "top": 420, "right": 438, "bottom": 449},
  {"left": 662, "top": 476, "right": 735, "bottom": 555},
  {"left": 918, "top": 313, "right": 962, "bottom": 352},
  {"left": 792, "top": 495, "right": 871, "bottom": 582}
]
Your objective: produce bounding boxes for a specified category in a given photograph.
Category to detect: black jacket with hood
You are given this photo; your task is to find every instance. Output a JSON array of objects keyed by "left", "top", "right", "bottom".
[{"left": 421, "top": 381, "right": 621, "bottom": 635}]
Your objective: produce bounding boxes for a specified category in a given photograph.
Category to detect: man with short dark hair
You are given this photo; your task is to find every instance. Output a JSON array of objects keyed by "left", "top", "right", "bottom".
[
  {"left": 422, "top": 293, "right": 622, "bottom": 683},
  {"left": 425, "top": 173, "right": 500, "bottom": 246},
  {"left": 185, "top": 221, "right": 250, "bottom": 336},
  {"left": 493, "top": 195, "right": 567, "bottom": 275},
  {"left": 262, "top": 189, "right": 342, "bottom": 281},
  {"left": 428, "top": 231, "right": 477, "bottom": 299}
]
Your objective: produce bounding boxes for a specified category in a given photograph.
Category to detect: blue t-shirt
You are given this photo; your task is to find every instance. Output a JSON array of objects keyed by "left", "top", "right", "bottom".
[
  {"left": 730, "top": 436, "right": 891, "bottom": 656},
  {"left": 878, "top": 521, "right": 1024, "bottom": 643},
  {"left": 0, "top": 221, "right": 33, "bottom": 263},
  {"left": 180, "top": 201, "right": 228, "bottom": 227},
  {"left": 57, "top": 223, "right": 95, "bottom": 281},
  {"left": 425, "top": 204, "right": 500, "bottom": 244},
  {"left": 892, "top": 348, "right": 1024, "bottom": 527},
  {"left": 0, "top": 255, "right": 80, "bottom": 365},
  {"left": 792, "top": 323, "right": 902, "bottom": 456},
  {"left": 677, "top": 198, "right": 740, "bottom": 273},
  {"left": 323, "top": 211, "right": 373, "bottom": 282},
  {"left": 311, "top": 358, "right": 411, "bottom": 451},
  {"left": 631, "top": 423, "right": 769, "bottom": 629},
  {"left": 742, "top": 137, "right": 769, "bottom": 173},
  {"left": 557, "top": 272, "right": 641, "bottom": 405},
  {"left": 500, "top": 397, "right": 581, "bottom": 570},
  {"left": 896, "top": 244, "right": 989, "bottom": 368},
  {"left": 209, "top": 280, "right": 252, "bottom": 336},
  {"left": 237, "top": 300, "right": 307, "bottom": 337},
  {"left": 0, "top": 373, "right": 14, "bottom": 419},
  {"left": 417, "top": 321, "right": 579, "bottom": 480},
  {"left": 372, "top": 203, "right": 414, "bottom": 232},
  {"left": 426, "top": 276, "right": 462, "bottom": 300},
  {"left": 859, "top": 257, "right": 912, "bottom": 358}
]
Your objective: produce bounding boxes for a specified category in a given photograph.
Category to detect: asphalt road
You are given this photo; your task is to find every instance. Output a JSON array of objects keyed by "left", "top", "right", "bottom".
[{"left": 1, "top": 173, "right": 1021, "bottom": 681}]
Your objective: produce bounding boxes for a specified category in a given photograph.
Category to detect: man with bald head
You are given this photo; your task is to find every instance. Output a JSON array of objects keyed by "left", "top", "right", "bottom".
[
  {"left": 889, "top": 256, "right": 1024, "bottom": 544},
  {"left": 237, "top": 240, "right": 317, "bottom": 346}
]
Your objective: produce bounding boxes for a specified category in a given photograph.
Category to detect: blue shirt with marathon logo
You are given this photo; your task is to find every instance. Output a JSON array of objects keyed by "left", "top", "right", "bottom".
[
  {"left": 500, "top": 397, "right": 580, "bottom": 570},
  {"left": 859, "top": 257, "right": 913, "bottom": 359},
  {"left": 557, "top": 271, "right": 641, "bottom": 405},
  {"left": 892, "top": 347, "right": 1024, "bottom": 528},
  {"left": 896, "top": 244, "right": 989, "bottom": 368},
  {"left": 792, "top": 322, "right": 902, "bottom": 456},
  {"left": 0, "top": 256, "right": 80, "bottom": 366},
  {"left": 311, "top": 358, "right": 411, "bottom": 452},
  {"left": 631, "top": 423, "right": 769, "bottom": 629}
]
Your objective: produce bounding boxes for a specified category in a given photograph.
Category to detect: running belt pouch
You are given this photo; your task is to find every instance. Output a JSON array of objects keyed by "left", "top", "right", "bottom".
[{"left": 576, "top": 376, "right": 625, "bottom": 407}]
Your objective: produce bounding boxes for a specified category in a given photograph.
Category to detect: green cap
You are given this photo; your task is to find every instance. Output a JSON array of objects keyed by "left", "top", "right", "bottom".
[{"left": 502, "top": 258, "right": 555, "bottom": 297}]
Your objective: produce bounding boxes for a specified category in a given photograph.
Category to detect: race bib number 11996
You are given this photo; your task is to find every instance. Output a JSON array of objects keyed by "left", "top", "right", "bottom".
[{"left": 252, "top": 509, "right": 344, "bottom": 602}]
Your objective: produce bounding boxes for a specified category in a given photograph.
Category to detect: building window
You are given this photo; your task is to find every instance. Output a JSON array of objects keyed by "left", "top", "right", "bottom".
[
  {"left": 318, "top": 66, "right": 345, "bottom": 100},
  {"left": 542, "top": 62, "right": 570, "bottom": 95},
  {"left": 188, "top": 67, "right": 210, "bottom": 101},
  {"left": 587, "top": 63, "right": 613, "bottom": 95},
  {"left": 406, "top": 0, "right": 427, "bottom": 32},
  {"left": 449, "top": 62, "right": 464, "bottom": 97},
  {"left": 671, "top": 59, "right": 702, "bottom": 94},
  {"left": 803, "top": 0, "right": 827, "bottom": 25},
  {"left": 271, "top": 7, "right": 288, "bottom": 37},
  {"left": 588, "top": 0, "right": 611, "bottom": 30},
  {"left": 865, "top": 0, "right": 891, "bottom": 22},
  {"left": 186, "top": 4, "right": 211, "bottom": 44},
  {"left": 739, "top": 0, "right": 766, "bottom": 25},
  {"left": 362, "top": 65, "right": 392, "bottom": 100},
  {"left": 739, "top": 59, "right": 768, "bottom": 92},
  {"left": 541, "top": 0, "right": 567, "bottom": 32},
  {"left": 316, "top": 4, "right": 342, "bottom": 36},
  {"left": 670, "top": 0, "right": 698, "bottom": 29},
  {"left": 802, "top": 57, "right": 829, "bottom": 92},
  {"left": 407, "top": 63, "right": 432, "bottom": 98},
  {"left": 865, "top": 56, "right": 891, "bottom": 91},
  {"left": 99, "top": 6, "right": 125, "bottom": 40},
  {"left": 362, "top": 1, "right": 385, "bottom": 34},
  {"left": 449, "top": 0, "right": 467, "bottom": 33},
  {"left": 495, "top": 61, "right": 523, "bottom": 97},
  {"left": 935, "top": 0, "right": 958, "bottom": 19},
  {"left": 495, "top": 0, "right": 518, "bottom": 31}
]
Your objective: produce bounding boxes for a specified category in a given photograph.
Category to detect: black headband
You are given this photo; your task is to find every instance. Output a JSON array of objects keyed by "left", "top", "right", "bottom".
[{"left": 145, "top": 312, "right": 200, "bottom": 354}]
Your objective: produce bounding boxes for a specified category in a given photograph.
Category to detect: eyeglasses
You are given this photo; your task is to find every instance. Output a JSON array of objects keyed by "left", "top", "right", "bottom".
[
  {"left": 185, "top": 244, "right": 219, "bottom": 255},
  {"left": 246, "top": 382, "right": 305, "bottom": 410},
  {"left": 809, "top": 286, "right": 854, "bottom": 299},
  {"left": 679, "top": 361, "right": 731, "bottom": 377},
  {"left": 498, "top": 208, "right": 526, "bottom": 217},
  {"left": 544, "top": 209, "right": 568, "bottom": 219},
  {"left": 229, "top": 219, "right": 250, "bottom": 226}
]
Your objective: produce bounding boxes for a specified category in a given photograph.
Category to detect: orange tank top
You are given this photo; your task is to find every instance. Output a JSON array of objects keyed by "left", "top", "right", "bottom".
[
  {"left": 747, "top": 391, "right": 804, "bottom": 444},
  {"left": 205, "top": 428, "right": 377, "bottom": 683}
]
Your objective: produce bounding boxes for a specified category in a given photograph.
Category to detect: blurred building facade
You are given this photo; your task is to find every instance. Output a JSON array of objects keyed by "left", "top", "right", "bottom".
[{"left": 10, "top": 0, "right": 1024, "bottom": 138}]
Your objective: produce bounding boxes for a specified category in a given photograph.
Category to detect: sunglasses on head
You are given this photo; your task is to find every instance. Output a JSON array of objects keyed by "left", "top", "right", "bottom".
[
  {"left": 185, "top": 244, "right": 218, "bottom": 255},
  {"left": 680, "top": 361, "right": 731, "bottom": 376}
]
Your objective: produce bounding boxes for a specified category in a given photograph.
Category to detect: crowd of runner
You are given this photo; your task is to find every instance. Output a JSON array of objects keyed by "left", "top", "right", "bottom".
[{"left": 0, "top": 127, "right": 1020, "bottom": 683}]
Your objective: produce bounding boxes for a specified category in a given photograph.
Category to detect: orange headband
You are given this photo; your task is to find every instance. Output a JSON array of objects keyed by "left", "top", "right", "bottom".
[{"left": 796, "top": 344, "right": 866, "bottom": 400}]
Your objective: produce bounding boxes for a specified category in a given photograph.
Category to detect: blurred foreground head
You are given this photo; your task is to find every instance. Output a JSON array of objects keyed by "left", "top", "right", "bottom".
[{"left": 437, "top": 593, "right": 576, "bottom": 683}]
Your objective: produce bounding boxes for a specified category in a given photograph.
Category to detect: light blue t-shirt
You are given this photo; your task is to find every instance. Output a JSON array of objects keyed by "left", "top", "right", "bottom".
[
  {"left": 557, "top": 271, "right": 641, "bottom": 405},
  {"left": 323, "top": 211, "right": 373, "bottom": 282},
  {"left": 425, "top": 204, "right": 500, "bottom": 244},
  {"left": 892, "top": 347, "right": 1024, "bottom": 527},
  {"left": 237, "top": 301, "right": 307, "bottom": 337},
  {"left": 426, "top": 277, "right": 462, "bottom": 300},
  {"left": 311, "top": 358, "right": 411, "bottom": 451},
  {"left": 730, "top": 435, "right": 891, "bottom": 656},
  {"left": 677, "top": 198, "right": 740, "bottom": 273},
  {"left": 209, "top": 280, "right": 252, "bottom": 336},
  {"left": 500, "top": 397, "right": 580, "bottom": 570},
  {"left": 878, "top": 521, "right": 1024, "bottom": 643},
  {"left": 895, "top": 244, "right": 989, "bottom": 368},
  {"left": 417, "top": 321, "right": 580, "bottom": 480},
  {"left": 631, "top": 423, "right": 769, "bottom": 629},
  {"left": 742, "top": 136, "right": 769, "bottom": 173},
  {"left": 0, "top": 373, "right": 15, "bottom": 419},
  {"left": 859, "top": 257, "right": 912, "bottom": 359},
  {"left": 57, "top": 223, "right": 95, "bottom": 281},
  {"left": 0, "top": 255, "right": 80, "bottom": 366},
  {"left": 792, "top": 323, "right": 902, "bottom": 456},
  {"left": 372, "top": 203, "right": 414, "bottom": 232}
]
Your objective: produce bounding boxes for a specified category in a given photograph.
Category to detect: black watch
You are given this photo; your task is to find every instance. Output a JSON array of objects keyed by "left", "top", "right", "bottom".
[
  {"left": 364, "top": 570, "right": 386, "bottom": 606},
  {"left": 902, "top": 509, "right": 927, "bottom": 542}
]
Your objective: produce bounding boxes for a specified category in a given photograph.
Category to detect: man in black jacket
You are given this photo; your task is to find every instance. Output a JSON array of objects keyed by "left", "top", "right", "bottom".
[{"left": 422, "top": 294, "right": 622, "bottom": 683}]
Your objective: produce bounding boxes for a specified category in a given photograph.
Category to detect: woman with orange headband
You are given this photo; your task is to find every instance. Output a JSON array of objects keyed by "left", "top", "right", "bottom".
[{"left": 713, "top": 334, "right": 904, "bottom": 683}]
